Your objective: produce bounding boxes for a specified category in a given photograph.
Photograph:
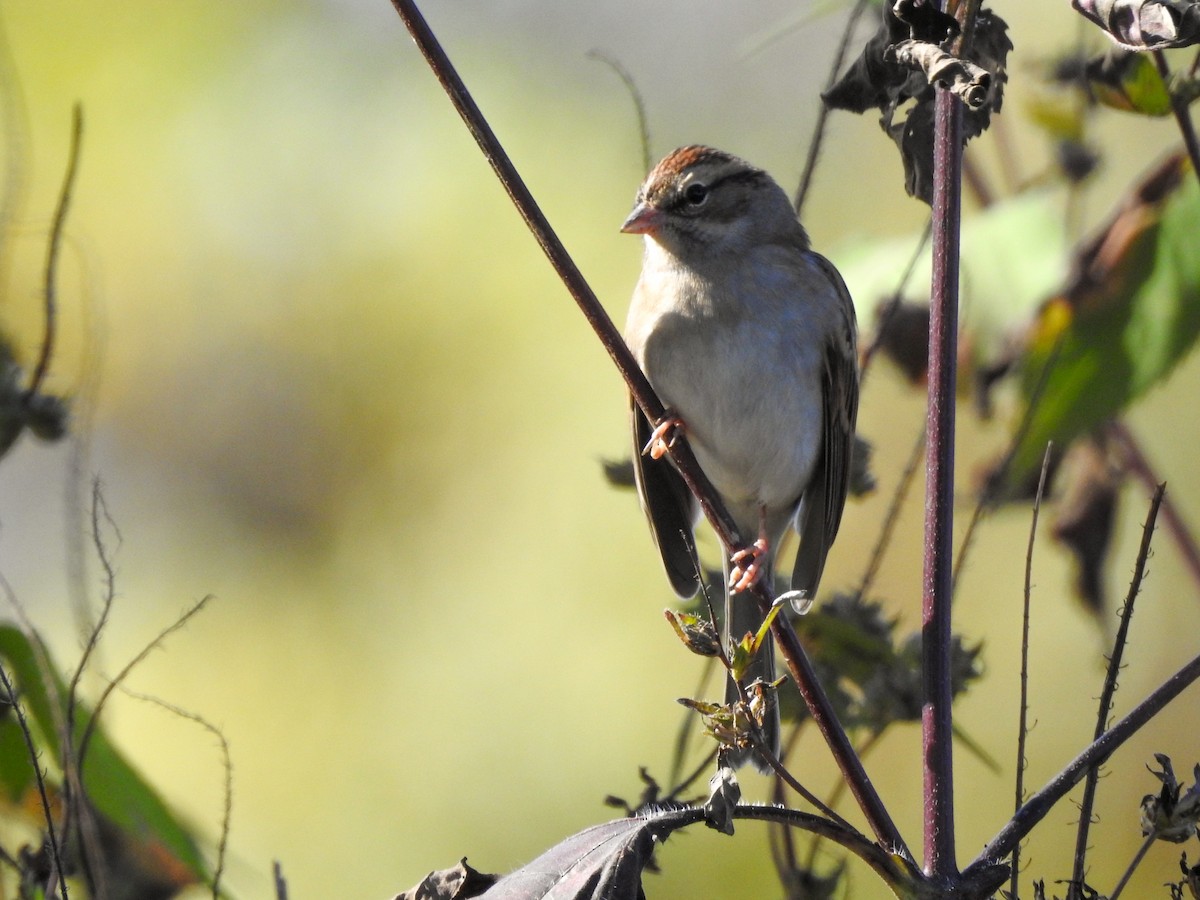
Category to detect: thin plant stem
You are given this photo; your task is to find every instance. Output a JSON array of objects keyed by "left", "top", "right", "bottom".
[
  {"left": 26, "top": 104, "right": 82, "bottom": 402},
  {"left": 858, "top": 216, "right": 933, "bottom": 384},
  {"left": 857, "top": 426, "right": 925, "bottom": 600},
  {"left": 794, "top": 0, "right": 870, "bottom": 216},
  {"left": 76, "top": 594, "right": 214, "bottom": 769},
  {"left": 123, "top": 688, "right": 232, "bottom": 900},
  {"left": 273, "top": 861, "right": 289, "bottom": 900},
  {"left": 1108, "top": 421, "right": 1200, "bottom": 595},
  {"left": 804, "top": 729, "right": 885, "bottom": 871},
  {"left": 964, "top": 649, "right": 1200, "bottom": 874},
  {"left": 923, "top": 82, "right": 963, "bottom": 881},
  {"left": 1011, "top": 443, "right": 1053, "bottom": 899},
  {"left": 1069, "top": 483, "right": 1165, "bottom": 898},
  {"left": 389, "top": 0, "right": 908, "bottom": 854},
  {"left": 0, "top": 661, "right": 68, "bottom": 898},
  {"left": 950, "top": 334, "right": 1065, "bottom": 598},
  {"left": 1109, "top": 832, "right": 1155, "bottom": 900},
  {"left": 586, "top": 51, "right": 651, "bottom": 174},
  {"left": 1153, "top": 50, "right": 1200, "bottom": 190}
]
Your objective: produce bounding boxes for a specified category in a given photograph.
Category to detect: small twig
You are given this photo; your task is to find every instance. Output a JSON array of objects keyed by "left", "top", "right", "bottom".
[
  {"left": 857, "top": 427, "right": 925, "bottom": 600},
  {"left": 1109, "top": 832, "right": 1156, "bottom": 900},
  {"left": 666, "top": 746, "right": 717, "bottom": 802},
  {"left": 794, "top": 0, "right": 870, "bottom": 216},
  {"left": 858, "top": 217, "right": 933, "bottom": 384},
  {"left": 965, "top": 649, "right": 1200, "bottom": 874},
  {"left": 667, "top": 658, "right": 716, "bottom": 790},
  {"left": 390, "top": 0, "right": 907, "bottom": 854},
  {"left": 1070, "top": 483, "right": 1165, "bottom": 896},
  {"left": 76, "top": 594, "right": 214, "bottom": 770},
  {"left": 0, "top": 661, "right": 68, "bottom": 898},
  {"left": 273, "top": 860, "right": 290, "bottom": 900},
  {"left": 1011, "top": 443, "right": 1052, "bottom": 899},
  {"left": 755, "top": 727, "right": 856, "bottom": 831},
  {"left": 66, "top": 481, "right": 120, "bottom": 747},
  {"left": 586, "top": 51, "right": 651, "bottom": 174},
  {"left": 804, "top": 729, "right": 885, "bottom": 871},
  {"left": 1108, "top": 421, "right": 1200, "bottom": 597},
  {"left": 123, "top": 688, "right": 232, "bottom": 900},
  {"left": 1153, "top": 50, "right": 1200, "bottom": 191},
  {"left": 951, "top": 334, "right": 1065, "bottom": 598},
  {"left": 26, "top": 103, "right": 82, "bottom": 403}
]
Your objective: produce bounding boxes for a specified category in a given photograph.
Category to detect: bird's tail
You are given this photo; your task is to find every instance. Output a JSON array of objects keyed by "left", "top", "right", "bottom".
[{"left": 721, "top": 559, "right": 781, "bottom": 773}]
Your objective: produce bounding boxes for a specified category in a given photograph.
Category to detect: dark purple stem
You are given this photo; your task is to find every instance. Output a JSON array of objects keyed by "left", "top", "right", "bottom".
[
  {"left": 388, "top": 0, "right": 906, "bottom": 854},
  {"left": 923, "top": 83, "right": 962, "bottom": 882}
]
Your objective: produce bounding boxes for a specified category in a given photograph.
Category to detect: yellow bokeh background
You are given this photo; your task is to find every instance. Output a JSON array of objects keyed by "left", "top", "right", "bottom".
[{"left": 2, "top": 2, "right": 1200, "bottom": 898}]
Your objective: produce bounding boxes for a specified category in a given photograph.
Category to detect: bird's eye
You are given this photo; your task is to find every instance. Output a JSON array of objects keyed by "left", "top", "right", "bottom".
[{"left": 683, "top": 183, "right": 709, "bottom": 207}]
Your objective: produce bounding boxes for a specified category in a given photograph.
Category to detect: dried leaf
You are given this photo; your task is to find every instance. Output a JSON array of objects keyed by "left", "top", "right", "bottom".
[
  {"left": 1050, "top": 435, "right": 1123, "bottom": 614},
  {"left": 886, "top": 39, "right": 993, "bottom": 109},
  {"left": 827, "top": 4, "right": 1010, "bottom": 202},
  {"left": 479, "top": 812, "right": 697, "bottom": 900},
  {"left": 392, "top": 859, "right": 498, "bottom": 900},
  {"left": 1141, "top": 754, "right": 1200, "bottom": 843},
  {"left": 702, "top": 767, "right": 740, "bottom": 836},
  {"left": 871, "top": 298, "right": 931, "bottom": 383},
  {"left": 1073, "top": 0, "right": 1200, "bottom": 50},
  {"left": 663, "top": 609, "right": 720, "bottom": 658}
]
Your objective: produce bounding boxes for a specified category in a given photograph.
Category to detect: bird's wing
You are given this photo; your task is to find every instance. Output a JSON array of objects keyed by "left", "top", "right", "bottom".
[
  {"left": 792, "top": 254, "right": 859, "bottom": 600},
  {"left": 631, "top": 396, "right": 702, "bottom": 598}
]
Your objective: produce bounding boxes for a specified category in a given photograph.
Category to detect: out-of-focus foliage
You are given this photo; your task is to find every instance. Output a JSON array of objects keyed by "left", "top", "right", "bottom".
[
  {"left": 1009, "top": 153, "right": 1200, "bottom": 485},
  {"left": 0, "top": 626, "right": 208, "bottom": 898}
]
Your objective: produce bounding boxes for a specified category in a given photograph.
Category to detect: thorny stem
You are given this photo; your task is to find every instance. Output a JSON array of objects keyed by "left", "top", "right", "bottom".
[
  {"left": 1108, "top": 421, "right": 1200, "bottom": 596},
  {"left": 1068, "top": 482, "right": 1165, "bottom": 899},
  {"left": 1012, "top": 444, "right": 1052, "bottom": 899},
  {"left": 1153, "top": 50, "right": 1200, "bottom": 191},
  {"left": 922, "top": 82, "right": 962, "bottom": 882},
  {"left": 389, "top": 0, "right": 907, "bottom": 855},
  {"left": 0, "top": 661, "right": 68, "bottom": 898},
  {"left": 965, "top": 649, "right": 1200, "bottom": 874},
  {"left": 794, "top": 0, "right": 870, "bottom": 217}
]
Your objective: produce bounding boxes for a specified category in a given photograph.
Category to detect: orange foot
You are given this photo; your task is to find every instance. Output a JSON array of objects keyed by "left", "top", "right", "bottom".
[
  {"left": 729, "top": 538, "right": 769, "bottom": 593},
  {"left": 642, "top": 413, "right": 685, "bottom": 460}
]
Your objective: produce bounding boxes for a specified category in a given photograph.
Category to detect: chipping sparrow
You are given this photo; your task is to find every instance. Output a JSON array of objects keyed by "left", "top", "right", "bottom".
[{"left": 622, "top": 145, "right": 859, "bottom": 771}]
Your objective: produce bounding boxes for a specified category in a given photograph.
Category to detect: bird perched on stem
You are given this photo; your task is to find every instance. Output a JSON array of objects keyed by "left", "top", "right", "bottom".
[{"left": 622, "top": 145, "right": 859, "bottom": 771}]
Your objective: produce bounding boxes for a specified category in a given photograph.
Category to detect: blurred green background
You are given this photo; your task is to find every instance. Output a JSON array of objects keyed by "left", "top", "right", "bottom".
[{"left": 2, "top": 1, "right": 1200, "bottom": 897}]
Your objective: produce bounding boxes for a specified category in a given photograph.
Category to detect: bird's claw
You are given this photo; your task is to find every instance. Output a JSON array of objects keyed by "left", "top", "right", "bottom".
[
  {"left": 729, "top": 538, "right": 769, "bottom": 593},
  {"left": 643, "top": 413, "right": 685, "bottom": 460}
]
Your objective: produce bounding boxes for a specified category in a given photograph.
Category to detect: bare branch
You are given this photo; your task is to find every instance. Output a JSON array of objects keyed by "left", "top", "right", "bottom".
[{"left": 1070, "top": 482, "right": 1165, "bottom": 894}]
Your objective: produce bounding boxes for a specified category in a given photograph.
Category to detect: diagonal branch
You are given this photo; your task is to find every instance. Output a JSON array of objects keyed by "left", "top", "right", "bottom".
[
  {"left": 964, "top": 648, "right": 1200, "bottom": 875},
  {"left": 388, "top": 0, "right": 907, "bottom": 855}
]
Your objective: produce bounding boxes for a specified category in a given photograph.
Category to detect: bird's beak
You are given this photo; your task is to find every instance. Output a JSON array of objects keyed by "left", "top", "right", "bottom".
[{"left": 620, "top": 202, "right": 664, "bottom": 235}]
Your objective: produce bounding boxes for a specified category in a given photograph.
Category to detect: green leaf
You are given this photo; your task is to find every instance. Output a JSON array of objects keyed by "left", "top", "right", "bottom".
[
  {"left": 1009, "top": 155, "right": 1200, "bottom": 482},
  {"left": 0, "top": 625, "right": 209, "bottom": 887},
  {"left": 1087, "top": 49, "right": 1173, "bottom": 116}
]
